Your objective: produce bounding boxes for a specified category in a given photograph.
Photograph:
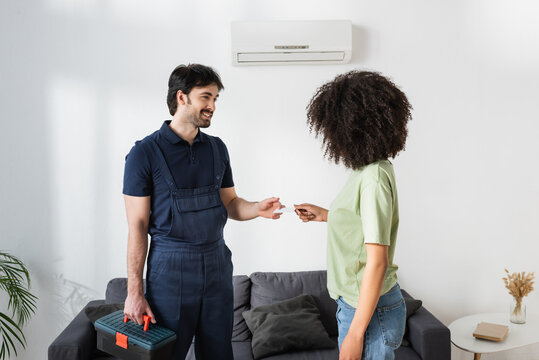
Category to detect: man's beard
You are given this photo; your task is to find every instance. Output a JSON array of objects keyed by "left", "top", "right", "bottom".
[
  {"left": 185, "top": 99, "right": 212, "bottom": 128},
  {"left": 192, "top": 114, "right": 211, "bottom": 128}
]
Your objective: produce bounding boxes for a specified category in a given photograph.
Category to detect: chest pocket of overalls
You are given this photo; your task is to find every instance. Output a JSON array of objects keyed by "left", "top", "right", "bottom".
[{"left": 168, "top": 190, "right": 227, "bottom": 242}]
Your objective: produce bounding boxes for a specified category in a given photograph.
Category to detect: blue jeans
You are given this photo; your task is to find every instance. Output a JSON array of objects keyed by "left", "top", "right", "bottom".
[{"left": 336, "top": 284, "right": 406, "bottom": 360}]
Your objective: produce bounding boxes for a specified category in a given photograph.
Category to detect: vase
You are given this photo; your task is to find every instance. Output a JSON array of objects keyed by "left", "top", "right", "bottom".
[{"left": 510, "top": 297, "right": 526, "bottom": 324}]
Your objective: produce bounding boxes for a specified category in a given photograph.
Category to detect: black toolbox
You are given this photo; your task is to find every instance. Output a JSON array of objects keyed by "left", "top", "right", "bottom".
[{"left": 95, "top": 310, "right": 176, "bottom": 360}]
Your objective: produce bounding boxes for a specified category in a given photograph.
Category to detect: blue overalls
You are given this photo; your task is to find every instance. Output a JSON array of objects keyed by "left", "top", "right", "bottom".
[{"left": 143, "top": 136, "right": 234, "bottom": 360}]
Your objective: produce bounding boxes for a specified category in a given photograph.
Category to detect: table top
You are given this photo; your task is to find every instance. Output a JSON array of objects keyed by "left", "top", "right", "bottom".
[{"left": 449, "top": 313, "right": 539, "bottom": 354}]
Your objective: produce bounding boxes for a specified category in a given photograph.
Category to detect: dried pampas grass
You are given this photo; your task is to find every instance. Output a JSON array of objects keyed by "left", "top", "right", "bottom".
[{"left": 502, "top": 269, "right": 535, "bottom": 313}]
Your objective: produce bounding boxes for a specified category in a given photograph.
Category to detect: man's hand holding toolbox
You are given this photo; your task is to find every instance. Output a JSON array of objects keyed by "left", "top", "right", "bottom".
[
  {"left": 124, "top": 314, "right": 151, "bottom": 332},
  {"left": 123, "top": 292, "right": 156, "bottom": 326}
]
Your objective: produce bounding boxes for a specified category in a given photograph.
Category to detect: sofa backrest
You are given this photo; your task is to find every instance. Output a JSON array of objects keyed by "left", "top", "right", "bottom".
[
  {"left": 105, "top": 278, "right": 128, "bottom": 303},
  {"left": 104, "top": 277, "right": 252, "bottom": 341},
  {"left": 232, "top": 275, "right": 251, "bottom": 341},
  {"left": 106, "top": 271, "right": 338, "bottom": 339},
  {"left": 248, "top": 270, "right": 338, "bottom": 337}
]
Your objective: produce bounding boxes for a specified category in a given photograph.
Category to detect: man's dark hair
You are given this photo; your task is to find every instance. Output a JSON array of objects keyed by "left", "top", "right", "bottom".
[
  {"left": 167, "top": 64, "right": 225, "bottom": 116},
  {"left": 306, "top": 70, "right": 412, "bottom": 170}
]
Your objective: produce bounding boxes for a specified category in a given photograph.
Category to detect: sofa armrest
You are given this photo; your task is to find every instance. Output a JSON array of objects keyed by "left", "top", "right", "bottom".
[
  {"left": 407, "top": 306, "right": 450, "bottom": 360},
  {"left": 48, "top": 300, "right": 105, "bottom": 360}
]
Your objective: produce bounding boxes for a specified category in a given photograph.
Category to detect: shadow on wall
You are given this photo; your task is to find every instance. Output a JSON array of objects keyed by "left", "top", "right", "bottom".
[{"left": 55, "top": 274, "right": 99, "bottom": 326}]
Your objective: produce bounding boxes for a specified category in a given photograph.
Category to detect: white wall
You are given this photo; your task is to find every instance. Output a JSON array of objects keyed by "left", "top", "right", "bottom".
[{"left": 1, "top": 0, "right": 538, "bottom": 358}]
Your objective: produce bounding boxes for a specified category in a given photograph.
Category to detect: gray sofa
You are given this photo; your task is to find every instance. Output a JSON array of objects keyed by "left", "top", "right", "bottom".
[{"left": 48, "top": 271, "right": 450, "bottom": 360}]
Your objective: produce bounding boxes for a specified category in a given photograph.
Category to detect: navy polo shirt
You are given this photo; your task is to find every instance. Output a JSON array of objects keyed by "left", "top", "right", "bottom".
[{"left": 123, "top": 121, "right": 234, "bottom": 238}]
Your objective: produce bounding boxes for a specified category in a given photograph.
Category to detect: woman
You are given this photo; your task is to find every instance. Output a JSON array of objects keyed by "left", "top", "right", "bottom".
[{"left": 294, "top": 71, "right": 412, "bottom": 360}]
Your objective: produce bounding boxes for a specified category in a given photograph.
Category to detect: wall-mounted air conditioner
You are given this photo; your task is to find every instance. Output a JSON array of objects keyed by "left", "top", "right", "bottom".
[{"left": 231, "top": 20, "right": 352, "bottom": 66}]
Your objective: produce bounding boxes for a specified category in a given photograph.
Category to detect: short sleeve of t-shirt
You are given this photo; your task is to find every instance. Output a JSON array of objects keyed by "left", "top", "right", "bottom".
[
  {"left": 217, "top": 138, "right": 234, "bottom": 188},
  {"left": 360, "top": 172, "right": 394, "bottom": 246},
  {"left": 123, "top": 142, "right": 152, "bottom": 196}
]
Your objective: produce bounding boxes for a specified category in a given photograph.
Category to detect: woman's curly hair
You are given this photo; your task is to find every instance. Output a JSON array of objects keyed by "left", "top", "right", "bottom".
[{"left": 306, "top": 71, "right": 412, "bottom": 170}]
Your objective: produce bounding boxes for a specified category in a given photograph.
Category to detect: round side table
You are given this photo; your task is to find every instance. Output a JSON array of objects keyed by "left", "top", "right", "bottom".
[{"left": 449, "top": 313, "right": 539, "bottom": 359}]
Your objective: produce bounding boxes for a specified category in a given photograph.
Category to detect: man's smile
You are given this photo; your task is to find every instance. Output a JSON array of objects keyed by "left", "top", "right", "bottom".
[{"left": 201, "top": 111, "right": 213, "bottom": 120}]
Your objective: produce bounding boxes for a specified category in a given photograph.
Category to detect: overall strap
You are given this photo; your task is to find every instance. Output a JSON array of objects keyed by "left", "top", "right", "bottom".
[
  {"left": 147, "top": 138, "right": 178, "bottom": 191},
  {"left": 207, "top": 136, "right": 224, "bottom": 188}
]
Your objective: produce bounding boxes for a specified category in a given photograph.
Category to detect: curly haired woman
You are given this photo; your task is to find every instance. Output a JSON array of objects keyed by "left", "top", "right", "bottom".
[{"left": 294, "top": 71, "right": 412, "bottom": 360}]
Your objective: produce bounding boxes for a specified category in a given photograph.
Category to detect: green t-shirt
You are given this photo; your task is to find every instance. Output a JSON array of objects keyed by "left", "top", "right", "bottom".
[{"left": 326, "top": 160, "right": 399, "bottom": 306}]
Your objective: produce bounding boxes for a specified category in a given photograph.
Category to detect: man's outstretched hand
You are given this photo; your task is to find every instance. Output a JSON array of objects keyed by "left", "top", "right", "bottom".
[{"left": 257, "top": 197, "right": 283, "bottom": 219}]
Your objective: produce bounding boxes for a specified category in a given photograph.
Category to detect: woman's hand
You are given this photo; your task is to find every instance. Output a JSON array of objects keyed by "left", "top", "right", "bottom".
[
  {"left": 339, "top": 332, "right": 364, "bottom": 360},
  {"left": 293, "top": 203, "right": 328, "bottom": 222}
]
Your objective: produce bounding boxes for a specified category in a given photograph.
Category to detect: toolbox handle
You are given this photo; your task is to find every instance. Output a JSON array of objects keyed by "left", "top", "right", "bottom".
[{"left": 123, "top": 314, "right": 150, "bottom": 332}]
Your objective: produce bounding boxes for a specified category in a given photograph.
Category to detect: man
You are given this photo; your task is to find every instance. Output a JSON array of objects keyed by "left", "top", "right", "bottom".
[{"left": 122, "top": 64, "right": 282, "bottom": 359}]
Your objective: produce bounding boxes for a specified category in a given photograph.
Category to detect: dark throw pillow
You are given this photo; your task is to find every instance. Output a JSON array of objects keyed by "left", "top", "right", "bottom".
[
  {"left": 405, "top": 297, "right": 422, "bottom": 319},
  {"left": 401, "top": 296, "right": 423, "bottom": 347},
  {"left": 242, "top": 294, "right": 336, "bottom": 359}
]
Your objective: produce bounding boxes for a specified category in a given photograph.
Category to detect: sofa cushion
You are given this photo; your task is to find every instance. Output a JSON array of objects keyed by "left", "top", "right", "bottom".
[
  {"left": 233, "top": 275, "right": 252, "bottom": 341},
  {"left": 394, "top": 344, "right": 422, "bottom": 360},
  {"left": 242, "top": 294, "right": 335, "bottom": 360},
  {"left": 261, "top": 340, "right": 338, "bottom": 360},
  {"left": 232, "top": 341, "right": 255, "bottom": 360},
  {"left": 249, "top": 271, "right": 338, "bottom": 337}
]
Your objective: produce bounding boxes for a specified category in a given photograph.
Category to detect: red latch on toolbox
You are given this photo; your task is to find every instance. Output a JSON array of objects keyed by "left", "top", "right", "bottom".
[{"left": 116, "top": 332, "right": 128, "bottom": 349}]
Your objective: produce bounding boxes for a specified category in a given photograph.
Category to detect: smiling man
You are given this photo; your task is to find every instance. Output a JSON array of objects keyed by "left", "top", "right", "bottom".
[{"left": 122, "top": 64, "right": 281, "bottom": 359}]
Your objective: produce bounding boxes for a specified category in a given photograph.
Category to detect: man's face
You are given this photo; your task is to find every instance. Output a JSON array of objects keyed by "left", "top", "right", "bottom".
[{"left": 182, "top": 84, "right": 220, "bottom": 128}]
